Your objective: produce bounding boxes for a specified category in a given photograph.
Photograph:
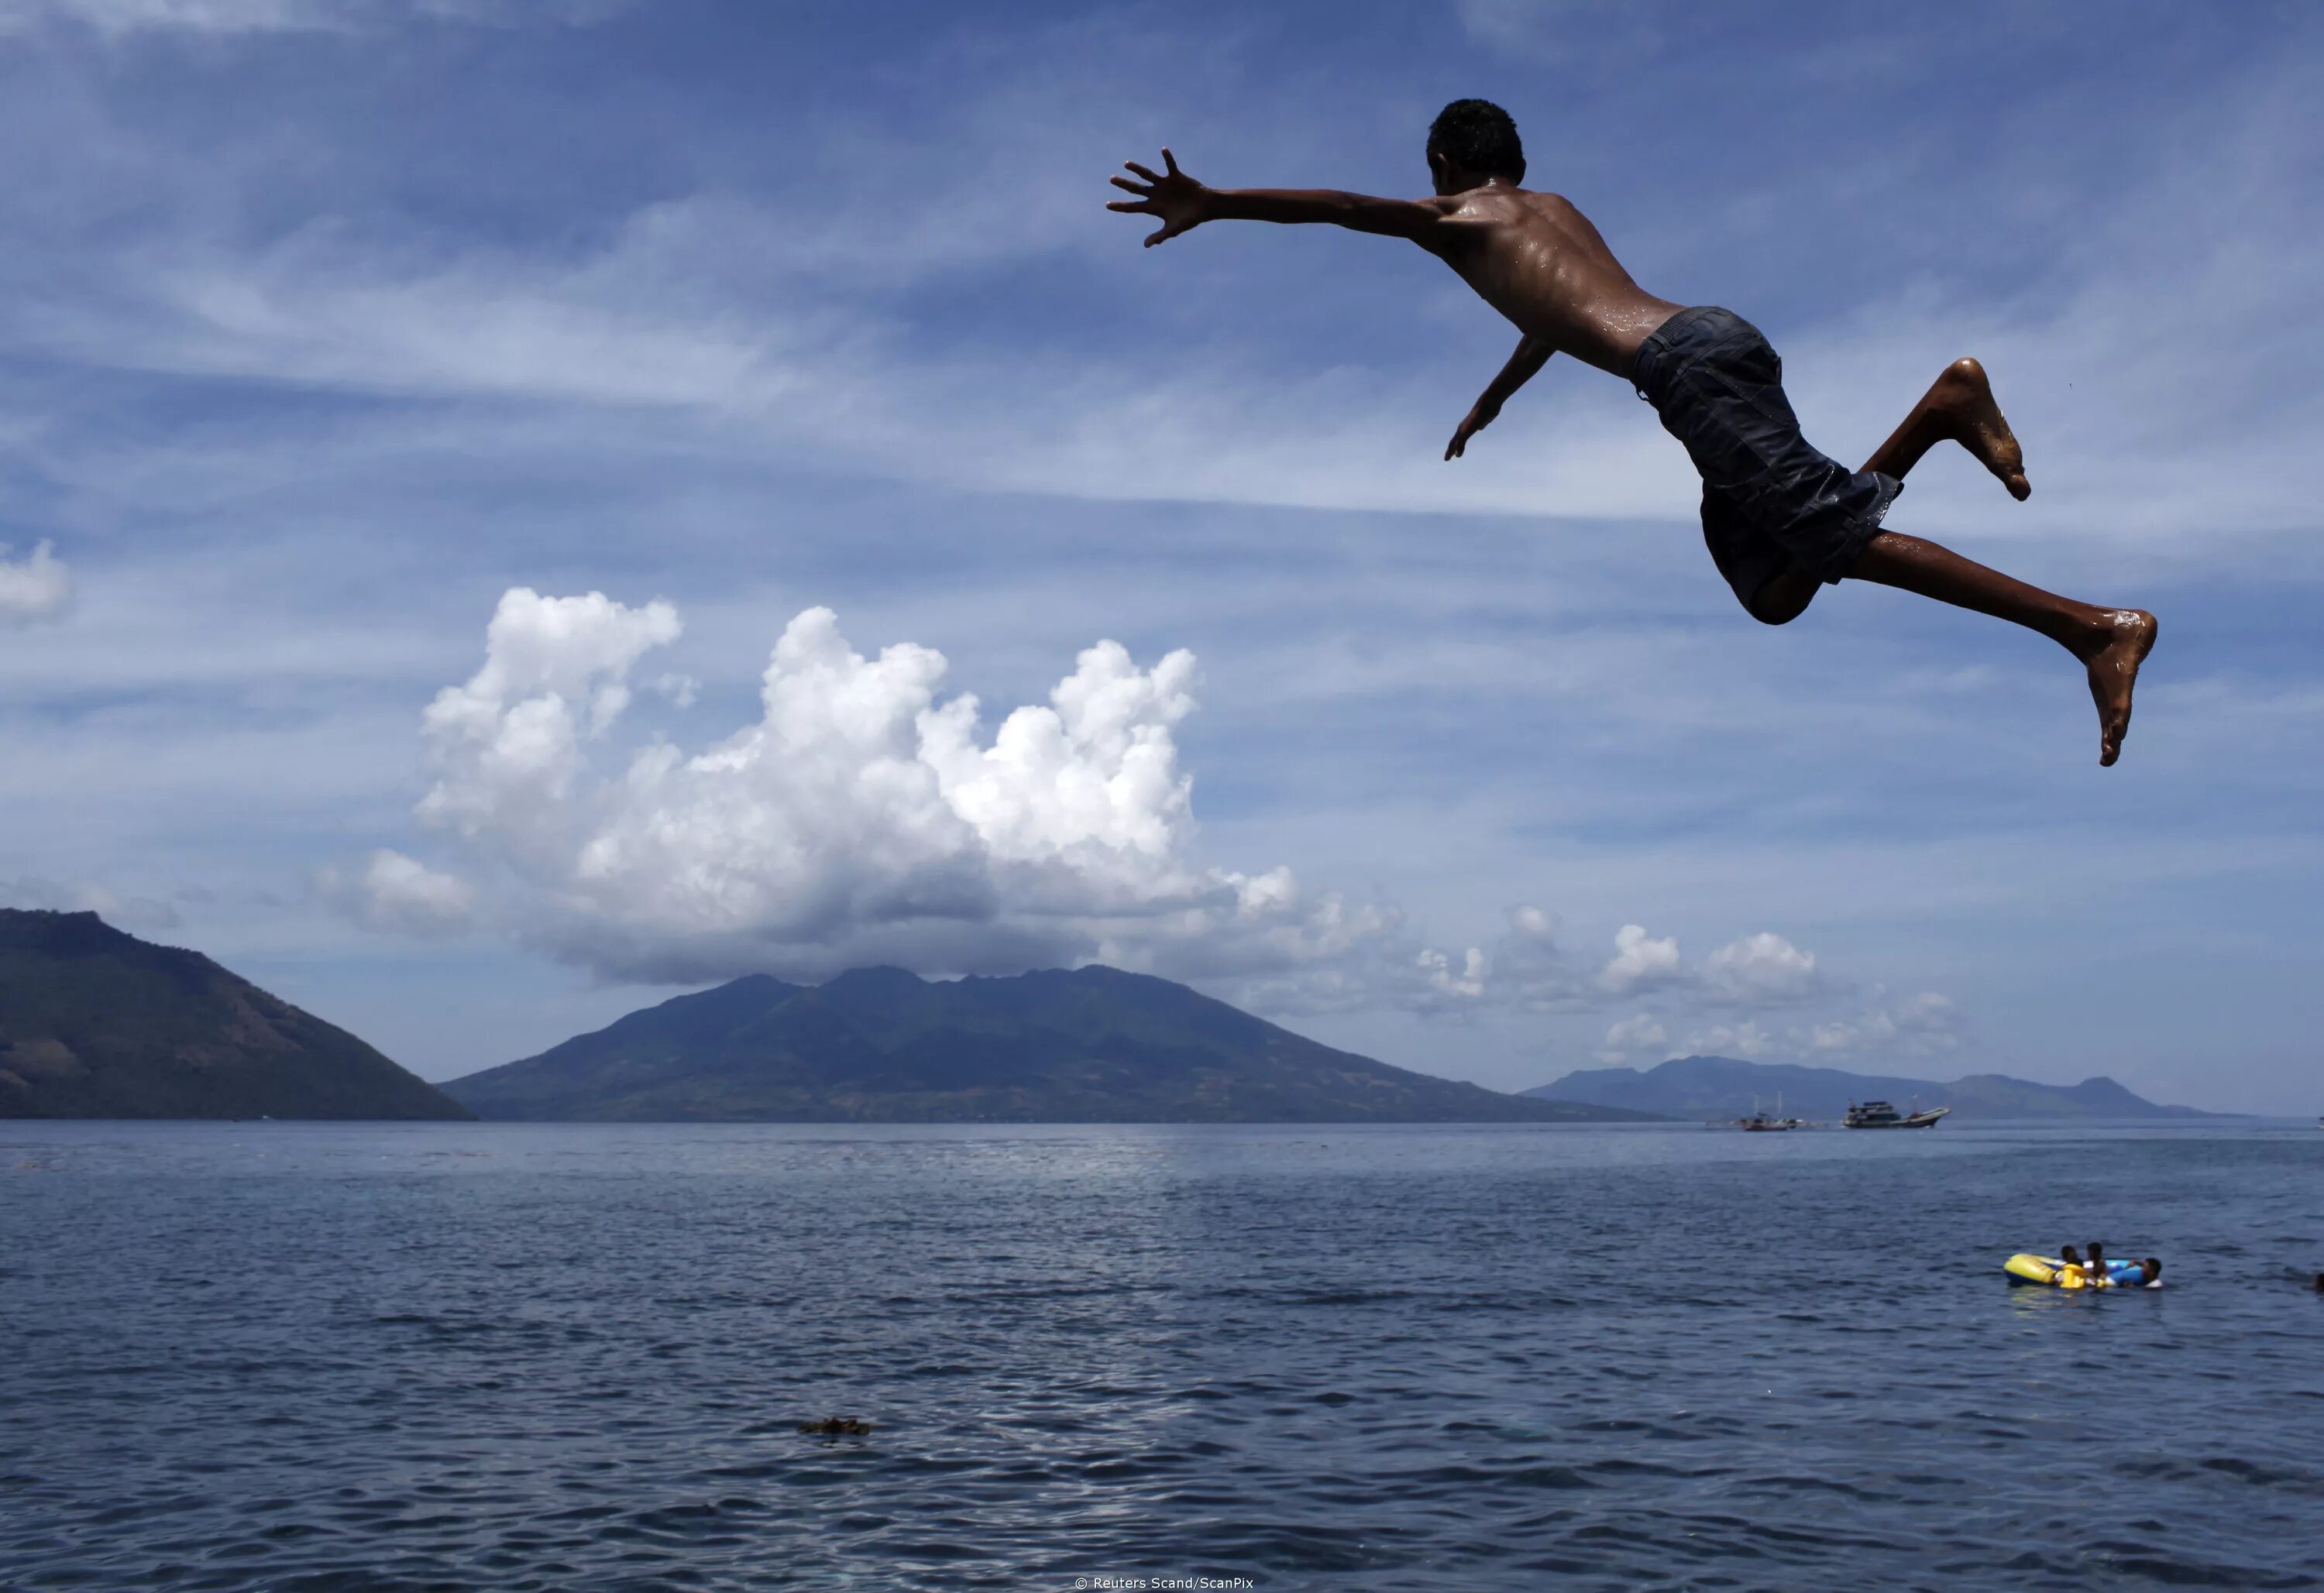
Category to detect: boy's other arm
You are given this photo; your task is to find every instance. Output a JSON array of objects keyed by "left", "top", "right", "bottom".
[
  {"left": 1446, "top": 335, "right": 1553, "bottom": 459},
  {"left": 1108, "top": 149, "right": 1446, "bottom": 247},
  {"left": 1205, "top": 187, "right": 1446, "bottom": 239}
]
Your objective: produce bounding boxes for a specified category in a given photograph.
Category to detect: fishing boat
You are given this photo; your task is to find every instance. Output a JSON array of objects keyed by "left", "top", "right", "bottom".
[
  {"left": 1720, "top": 1093, "right": 1809, "bottom": 1131},
  {"left": 1841, "top": 1098, "right": 1949, "bottom": 1129}
]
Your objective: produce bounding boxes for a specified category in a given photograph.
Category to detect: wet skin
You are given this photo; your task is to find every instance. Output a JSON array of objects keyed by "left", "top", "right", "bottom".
[{"left": 1108, "top": 149, "right": 2157, "bottom": 766}]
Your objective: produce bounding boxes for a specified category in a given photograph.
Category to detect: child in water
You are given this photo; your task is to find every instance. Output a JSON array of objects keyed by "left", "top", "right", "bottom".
[{"left": 2055, "top": 1245, "right": 2108, "bottom": 1289}]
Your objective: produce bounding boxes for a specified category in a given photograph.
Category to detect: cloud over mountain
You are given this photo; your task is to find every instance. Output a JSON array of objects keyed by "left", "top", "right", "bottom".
[{"left": 380, "top": 589, "right": 1425, "bottom": 992}]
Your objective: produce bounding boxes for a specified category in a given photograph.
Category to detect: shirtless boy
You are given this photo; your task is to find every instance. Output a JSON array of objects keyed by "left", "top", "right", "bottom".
[{"left": 1107, "top": 99, "right": 2157, "bottom": 765}]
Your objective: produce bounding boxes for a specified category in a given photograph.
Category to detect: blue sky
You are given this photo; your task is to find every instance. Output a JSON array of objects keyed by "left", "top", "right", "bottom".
[{"left": 2, "top": 1, "right": 2318, "bottom": 1111}]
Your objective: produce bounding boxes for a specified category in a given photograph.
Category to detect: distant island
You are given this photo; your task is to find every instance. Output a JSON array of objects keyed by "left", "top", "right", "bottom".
[
  {"left": 445, "top": 964, "right": 1664, "bottom": 1124},
  {"left": 1528, "top": 1054, "right": 2219, "bottom": 1121},
  {"left": 0, "top": 909, "right": 473, "bottom": 1120}
]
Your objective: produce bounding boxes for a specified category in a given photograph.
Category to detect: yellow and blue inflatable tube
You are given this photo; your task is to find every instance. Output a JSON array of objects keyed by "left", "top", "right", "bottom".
[
  {"left": 2004, "top": 1254, "right": 2144, "bottom": 1288},
  {"left": 2006, "top": 1252, "right": 2064, "bottom": 1286}
]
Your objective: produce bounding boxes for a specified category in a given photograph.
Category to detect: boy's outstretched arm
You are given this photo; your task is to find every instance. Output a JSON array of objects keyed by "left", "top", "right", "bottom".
[
  {"left": 1107, "top": 149, "right": 1445, "bottom": 247},
  {"left": 1446, "top": 336, "right": 1553, "bottom": 459}
]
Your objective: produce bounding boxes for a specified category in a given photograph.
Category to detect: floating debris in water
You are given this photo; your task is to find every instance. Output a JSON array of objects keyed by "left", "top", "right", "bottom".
[{"left": 797, "top": 1416, "right": 873, "bottom": 1436}]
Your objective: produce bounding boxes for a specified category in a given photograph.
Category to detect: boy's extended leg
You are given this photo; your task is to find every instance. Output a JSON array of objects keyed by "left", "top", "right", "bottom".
[
  {"left": 1846, "top": 530, "right": 2156, "bottom": 767},
  {"left": 1749, "top": 358, "right": 2031, "bottom": 626},
  {"left": 1852, "top": 358, "right": 2154, "bottom": 767}
]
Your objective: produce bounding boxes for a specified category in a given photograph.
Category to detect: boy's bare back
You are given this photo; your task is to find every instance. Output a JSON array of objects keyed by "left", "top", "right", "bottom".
[{"left": 1392, "top": 184, "right": 1683, "bottom": 378}]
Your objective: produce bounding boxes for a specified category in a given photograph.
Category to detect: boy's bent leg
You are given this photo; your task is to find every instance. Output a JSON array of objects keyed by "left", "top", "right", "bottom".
[
  {"left": 1862, "top": 359, "right": 2030, "bottom": 501},
  {"left": 1746, "top": 568, "right": 1820, "bottom": 626},
  {"left": 1846, "top": 530, "right": 2156, "bottom": 766}
]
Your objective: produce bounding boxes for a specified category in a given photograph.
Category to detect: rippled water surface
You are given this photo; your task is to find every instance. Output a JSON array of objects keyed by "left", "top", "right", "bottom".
[{"left": 5, "top": 1121, "right": 2322, "bottom": 1591}]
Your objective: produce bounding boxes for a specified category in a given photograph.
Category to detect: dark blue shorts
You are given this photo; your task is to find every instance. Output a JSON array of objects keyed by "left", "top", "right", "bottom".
[{"left": 1631, "top": 306, "right": 1900, "bottom": 613}]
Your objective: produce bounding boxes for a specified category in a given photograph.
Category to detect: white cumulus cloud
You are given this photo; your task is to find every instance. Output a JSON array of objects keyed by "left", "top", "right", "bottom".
[
  {"left": 0, "top": 541, "right": 74, "bottom": 627},
  {"left": 1701, "top": 931, "right": 1824, "bottom": 1005},
  {"left": 415, "top": 586, "right": 683, "bottom": 843},
  {"left": 1599, "top": 922, "right": 1681, "bottom": 994},
  {"left": 391, "top": 589, "right": 1432, "bottom": 991},
  {"left": 318, "top": 848, "right": 475, "bottom": 936}
]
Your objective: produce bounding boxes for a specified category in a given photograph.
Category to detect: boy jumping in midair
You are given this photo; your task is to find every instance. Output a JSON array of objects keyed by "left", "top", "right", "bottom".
[{"left": 1108, "top": 100, "right": 2157, "bottom": 765}]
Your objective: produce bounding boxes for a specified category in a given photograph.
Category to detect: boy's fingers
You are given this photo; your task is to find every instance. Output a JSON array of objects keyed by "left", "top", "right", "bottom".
[
  {"left": 1110, "top": 175, "right": 1149, "bottom": 194},
  {"left": 1106, "top": 201, "right": 1148, "bottom": 214},
  {"left": 1162, "top": 148, "right": 1181, "bottom": 175},
  {"left": 1125, "top": 162, "right": 1160, "bottom": 183}
]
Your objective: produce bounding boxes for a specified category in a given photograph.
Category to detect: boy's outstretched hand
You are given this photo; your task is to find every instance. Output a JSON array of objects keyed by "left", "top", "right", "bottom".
[
  {"left": 1446, "top": 397, "right": 1499, "bottom": 460},
  {"left": 1108, "top": 149, "right": 1209, "bottom": 247}
]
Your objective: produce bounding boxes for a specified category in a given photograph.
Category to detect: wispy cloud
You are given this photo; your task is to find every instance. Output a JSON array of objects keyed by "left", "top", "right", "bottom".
[
  {"left": 0, "top": 539, "right": 74, "bottom": 624},
  {"left": 9, "top": 25, "right": 2314, "bottom": 554},
  {"left": 0, "top": 870, "right": 179, "bottom": 930},
  {"left": 1597, "top": 985, "right": 1964, "bottom": 1068},
  {"left": 0, "top": 0, "right": 628, "bottom": 37}
]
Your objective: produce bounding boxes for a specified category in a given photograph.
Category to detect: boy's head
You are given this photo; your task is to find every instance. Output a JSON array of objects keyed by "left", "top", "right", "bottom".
[
  {"left": 2143, "top": 1258, "right": 2161, "bottom": 1282},
  {"left": 1428, "top": 98, "right": 1525, "bottom": 193},
  {"left": 2088, "top": 1241, "right": 2106, "bottom": 1261},
  {"left": 2061, "top": 1245, "right": 2082, "bottom": 1264}
]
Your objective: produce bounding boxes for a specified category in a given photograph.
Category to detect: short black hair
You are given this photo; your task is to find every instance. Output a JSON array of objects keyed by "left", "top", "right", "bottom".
[{"left": 1428, "top": 98, "right": 1525, "bottom": 180}]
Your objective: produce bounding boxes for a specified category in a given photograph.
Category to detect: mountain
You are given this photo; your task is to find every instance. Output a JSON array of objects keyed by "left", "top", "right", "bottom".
[
  {"left": 0, "top": 909, "right": 473, "bottom": 1121},
  {"left": 1525, "top": 1054, "right": 2219, "bottom": 1120},
  {"left": 444, "top": 964, "right": 1662, "bottom": 1124}
]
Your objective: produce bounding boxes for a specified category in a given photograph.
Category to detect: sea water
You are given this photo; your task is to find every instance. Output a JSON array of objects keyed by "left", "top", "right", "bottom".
[{"left": 3, "top": 1120, "right": 2320, "bottom": 1591}]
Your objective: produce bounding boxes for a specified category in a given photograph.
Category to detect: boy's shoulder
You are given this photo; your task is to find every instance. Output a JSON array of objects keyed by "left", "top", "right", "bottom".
[{"left": 1436, "top": 184, "right": 1558, "bottom": 223}]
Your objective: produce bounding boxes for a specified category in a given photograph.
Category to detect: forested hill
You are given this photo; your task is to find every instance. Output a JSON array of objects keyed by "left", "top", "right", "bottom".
[
  {"left": 1528, "top": 1054, "right": 2218, "bottom": 1120},
  {"left": 446, "top": 964, "right": 1665, "bottom": 1124},
  {"left": 0, "top": 909, "right": 473, "bottom": 1121}
]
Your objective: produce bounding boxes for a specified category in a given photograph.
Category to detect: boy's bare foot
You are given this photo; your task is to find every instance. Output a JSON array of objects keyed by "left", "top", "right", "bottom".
[
  {"left": 2076, "top": 609, "right": 2157, "bottom": 766},
  {"left": 1927, "top": 358, "right": 2030, "bottom": 501}
]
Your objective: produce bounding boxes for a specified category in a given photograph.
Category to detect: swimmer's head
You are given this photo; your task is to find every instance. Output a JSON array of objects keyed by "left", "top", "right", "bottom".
[{"left": 1428, "top": 99, "right": 1525, "bottom": 193}]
